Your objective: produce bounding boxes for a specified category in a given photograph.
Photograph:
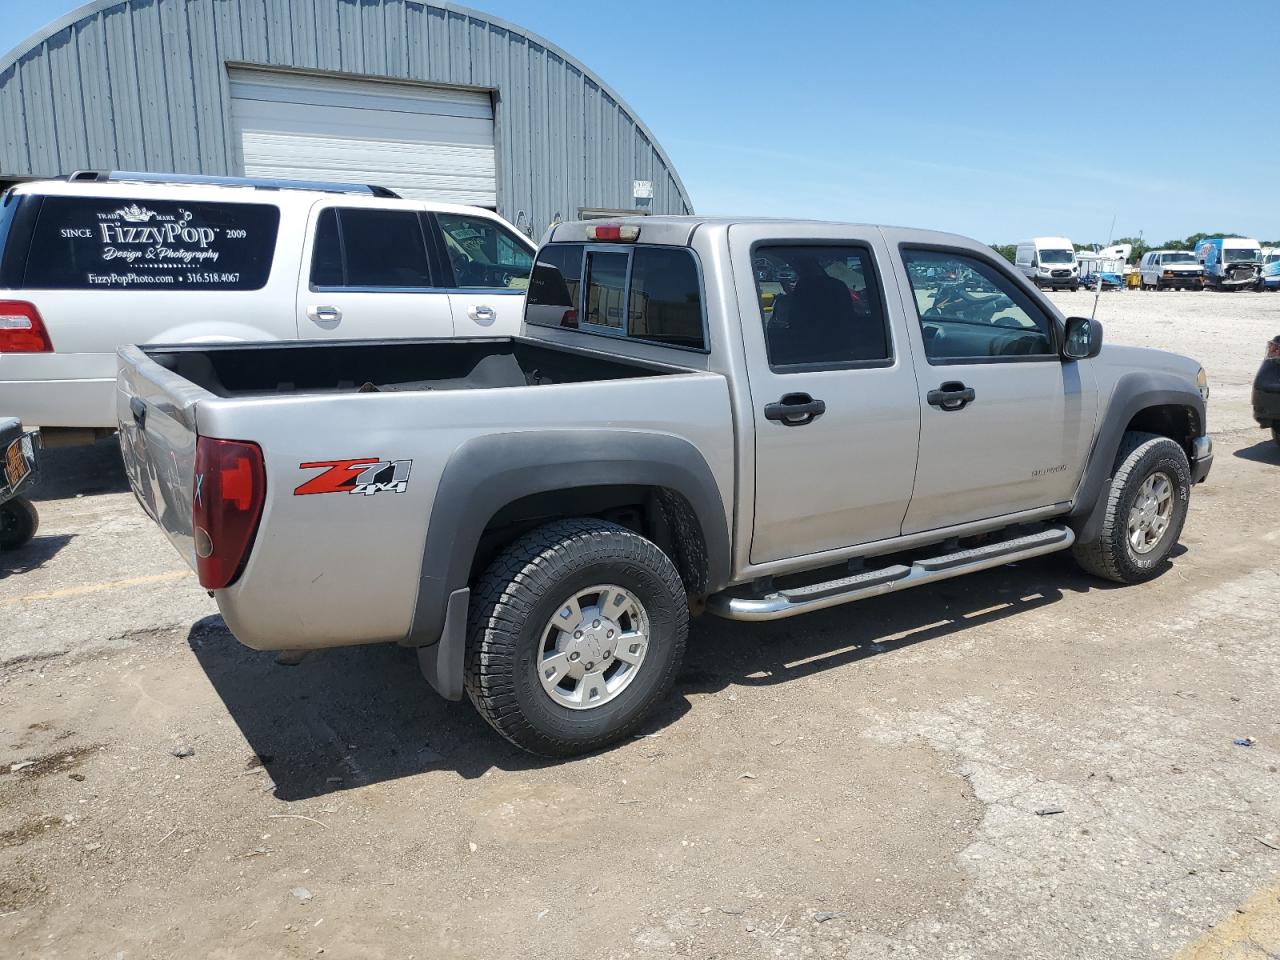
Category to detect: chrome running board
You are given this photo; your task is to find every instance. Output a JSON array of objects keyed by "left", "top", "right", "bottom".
[{"left": 707, "top": 525, "right": 1074, "bottom": 622}]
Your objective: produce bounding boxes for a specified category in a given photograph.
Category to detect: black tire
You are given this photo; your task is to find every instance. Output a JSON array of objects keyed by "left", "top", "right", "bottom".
[
  {"left": 0, "top": 496, "right": 39, "bottom": 550},
  {"left": 1272, "top": 425, "right": 1280, "bottom": 448},
  {"left": 464, "top": 518, "right": 688, "bottom": 757},
  {"left": 1072, "top": 432, "right": 1191, "bottom": 584},
  {"left": 1070, "top": 282, "right": 1080, "bottom": 292}
]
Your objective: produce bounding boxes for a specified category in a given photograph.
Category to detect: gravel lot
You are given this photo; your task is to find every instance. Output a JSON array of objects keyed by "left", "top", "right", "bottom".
[{"left": 1, "top": 290, "right": 1278, "bottom": 959}]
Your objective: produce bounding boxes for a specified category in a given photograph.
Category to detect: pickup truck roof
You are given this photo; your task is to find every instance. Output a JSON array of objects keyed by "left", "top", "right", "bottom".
[{"left": 545, "top": 215, "right": 982, "bottom": 251}]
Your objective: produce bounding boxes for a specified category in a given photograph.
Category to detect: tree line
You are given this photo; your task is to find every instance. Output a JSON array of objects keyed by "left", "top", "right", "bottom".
[{"left": 992, "top": 233, "right": 1280, "bottom": 264}]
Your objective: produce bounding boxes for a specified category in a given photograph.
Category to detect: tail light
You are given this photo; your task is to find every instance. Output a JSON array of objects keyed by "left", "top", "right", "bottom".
[
  {"left": 0, "top": 301, "right": 53, "bottom": 352},
  {"left": 1266, "top": 339, "right": 1280, "bottom": 361},
  {"left": 585, "top": 223, "right": 640, "bottom": 242},
  {"left": 193, "top": 437, "right": 266, "bottom": 589}
]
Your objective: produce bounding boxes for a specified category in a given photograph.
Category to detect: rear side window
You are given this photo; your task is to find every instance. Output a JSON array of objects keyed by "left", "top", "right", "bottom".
[
  {"left": 22, "top": 196, "right": 279, "bottom": 290},
  {"left": 526, "top": 242, "right": 706, "bottom": 350},
  {"left": 311, "top": 208, "right": 433, "bottom": 289},
  {"left": 753, "top": 244, "right": 891, "bottom": 369},
  {"left": 435, "top": 213, "right": 533, "bottom": 289}
]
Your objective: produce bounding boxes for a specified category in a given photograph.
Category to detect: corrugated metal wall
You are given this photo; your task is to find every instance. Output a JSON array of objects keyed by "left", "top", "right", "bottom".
[{"left": 0, "top": 0, "right": 693, "bottom": 232}]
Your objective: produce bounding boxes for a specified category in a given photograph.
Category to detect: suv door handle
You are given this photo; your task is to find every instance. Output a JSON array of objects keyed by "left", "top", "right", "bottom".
[
  {"left": 927, "top": 381, "right": 976, "bottom": 411},
  {"left": 467, "top": 304, "right": 497, "bottom": 324},
  {"left": 307, "top": 305, "right": 342, "bottom": 324},
  {"left": 763, "top": 392, "right": 826, "bottom": 426}
]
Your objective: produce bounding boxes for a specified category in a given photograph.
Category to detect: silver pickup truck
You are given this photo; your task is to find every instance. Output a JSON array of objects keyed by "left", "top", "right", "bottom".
[{"left": 118, "top": 217, "right": 1214, "bottom": 756}]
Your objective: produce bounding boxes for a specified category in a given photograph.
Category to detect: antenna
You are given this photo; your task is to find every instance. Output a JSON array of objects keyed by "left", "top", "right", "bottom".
[{"left": 1092, "top": 213, "right": 1118, "bottom": 320}]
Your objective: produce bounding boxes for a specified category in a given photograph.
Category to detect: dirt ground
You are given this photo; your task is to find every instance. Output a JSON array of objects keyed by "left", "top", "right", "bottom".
[{"left": 2, "top": 290, "right": 1278, "bottom": 959}]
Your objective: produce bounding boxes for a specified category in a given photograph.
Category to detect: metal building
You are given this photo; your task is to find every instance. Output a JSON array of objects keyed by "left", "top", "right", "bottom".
[{"left": 0, "top": 0, "right": 692, "bottom": 233}]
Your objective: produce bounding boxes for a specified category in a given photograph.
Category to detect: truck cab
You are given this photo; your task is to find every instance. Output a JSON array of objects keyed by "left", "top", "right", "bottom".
[{"left": 1195, "top": 236, "right": 1263, "bottom": 290}]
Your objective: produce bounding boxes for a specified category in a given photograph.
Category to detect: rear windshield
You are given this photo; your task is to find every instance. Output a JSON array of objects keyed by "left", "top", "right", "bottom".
[
  {"left": 526, "top": 242, "right": 706, "bottom": 351},
  {"left": 21, "top": 196, "right": 279, "bottom": 290}
]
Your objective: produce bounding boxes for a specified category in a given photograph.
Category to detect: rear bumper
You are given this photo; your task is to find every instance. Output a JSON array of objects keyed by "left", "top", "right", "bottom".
[
  {"left": 1190, "top": 435, "right": 1213, "bottom": 485},
  {"left": 0, "top": 354, "right": 118, "bottom": 428},
  {"left": 1252, "top": 360, "right": 1280, "bottom": 426}
]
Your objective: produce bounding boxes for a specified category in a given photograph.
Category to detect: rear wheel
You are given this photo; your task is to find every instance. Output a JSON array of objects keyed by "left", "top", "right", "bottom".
[
  {"left": 1072, "top": 432, "right": 1191, "bottom": 584},
  {"left": 0, "top": 496, "right": 38, "bottom": 550},
  {"left": 464, "top": 518, "right": 688, "bottom": 756}
]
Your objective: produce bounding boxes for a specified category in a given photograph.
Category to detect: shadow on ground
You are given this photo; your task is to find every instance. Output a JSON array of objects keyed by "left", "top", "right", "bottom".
[
  {"left": 29, "top": 437, "right": 128, "bottom": 501},
  {"left": 0, "top": 533, "right": 74, "bottom": 578},
  {"left": 1232, "top": 439, "right": 1280, "bottom": 465},
  {"left": 189, "top": 551, "right": 1129, "bottom": 799}
]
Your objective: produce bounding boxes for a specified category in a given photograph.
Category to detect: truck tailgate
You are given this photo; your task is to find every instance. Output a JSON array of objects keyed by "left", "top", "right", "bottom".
[{"left": 116, "top": 345, "right": 209, "bottom": 570}]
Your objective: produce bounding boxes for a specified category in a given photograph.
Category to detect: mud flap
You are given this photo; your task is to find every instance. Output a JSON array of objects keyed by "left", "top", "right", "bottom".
[{"left": 417, "top": 587, "right": 469, "bottom": 701}]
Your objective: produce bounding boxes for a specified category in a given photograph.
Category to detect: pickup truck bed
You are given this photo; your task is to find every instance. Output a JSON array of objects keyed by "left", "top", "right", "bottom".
[{"left": 147, "top": 337, "right": 664, "bottom": 398}]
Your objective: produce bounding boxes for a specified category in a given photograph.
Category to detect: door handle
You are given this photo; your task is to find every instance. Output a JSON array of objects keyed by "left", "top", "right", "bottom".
[
  {"left": 467, "top": 304, "right": 497, "bottom": 324},
  {"left": 129, "top": 396, "right": 147, "bottom": 430},
  {"left": 927, "top": 381, "right": 976, "bottom": 411},
  {"left": 763, "top": 392, "right": 826, "bottom": 426},
  {"left": 307, "top": 305, "right": 342, "bottom": 324}
]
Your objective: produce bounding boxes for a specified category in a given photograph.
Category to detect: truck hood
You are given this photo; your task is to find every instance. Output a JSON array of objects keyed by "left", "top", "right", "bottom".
[{"left": 1094, "top": 343, "right": 1201, "bottom": 381}]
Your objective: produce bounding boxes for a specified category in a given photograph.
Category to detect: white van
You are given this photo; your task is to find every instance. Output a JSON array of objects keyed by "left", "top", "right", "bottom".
[
  {"left": 1014, "top": 237, "right": 1080, "bottom": 291},
  {"left": 0, "top": 172, "right": 536, "bottom": 442},
  {"left": 1138, "top": 250, "right": 1204, "bottom": 290}
]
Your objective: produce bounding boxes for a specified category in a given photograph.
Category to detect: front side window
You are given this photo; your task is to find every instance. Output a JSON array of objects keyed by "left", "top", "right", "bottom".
[
  {"left": 435, "top": 213, "right": 533, "bottom": 289},
  {"left": 23, "top": 196, "right": 279, "bottom": 290},
  {"left": 526, "top": 242, "right": 707, "bottom": 350},
  {"left": 902, "top": 249, "right": 1055, "bottom": 361},
  {"left": 1038, "top": 248, "right": 1075, "bottom": 264},
  {"left": 753, "top": 244, "right": 890, "bottom": 369}
]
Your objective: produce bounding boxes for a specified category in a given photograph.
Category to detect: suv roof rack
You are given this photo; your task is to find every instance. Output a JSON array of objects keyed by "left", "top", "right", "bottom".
[{"left": 66, "top": 170, "right": 401, "bottom": 199}]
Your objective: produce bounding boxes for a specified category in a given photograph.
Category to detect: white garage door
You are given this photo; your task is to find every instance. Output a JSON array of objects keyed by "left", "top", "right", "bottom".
[{"left": 228, "top": 68, "right": 497, "bottom": 206}]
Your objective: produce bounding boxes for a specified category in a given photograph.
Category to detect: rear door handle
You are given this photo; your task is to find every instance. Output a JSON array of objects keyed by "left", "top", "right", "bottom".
[
  {"left": 927, "top": 381, "right": 976, "bottom": 411},
  {"left": 307, "top": 305, "right": 342, "bottom": 324},
  {"left": 763, "top": 392, "right": 826, "bottom": 426},
  {"left": 467, "top": 304, "right": 497, "bottom": 324}
]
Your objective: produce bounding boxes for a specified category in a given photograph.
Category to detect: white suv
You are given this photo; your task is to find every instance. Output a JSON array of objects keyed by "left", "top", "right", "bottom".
[{"left": 0, "top": 171, "right": 536, "bottom": 443}]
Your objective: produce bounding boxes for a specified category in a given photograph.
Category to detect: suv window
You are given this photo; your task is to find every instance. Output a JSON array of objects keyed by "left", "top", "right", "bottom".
[
  {"left": 526, "top": 242, "right": 707, "bottom": 350},
  {"left": 902, "top": 249, "right": 1055, "bottom": 361},
  {"left": 311, "top": 207, "right": 432, "bottom": 289},
  {"left": 22, "top": 196, "right": 279, "bottom": 290},
  {"left": 753, "top": 244, "right": 890, "bottom": 369},
  {"left": 435, "top": 213, "right": 533, "bottom": 290}
]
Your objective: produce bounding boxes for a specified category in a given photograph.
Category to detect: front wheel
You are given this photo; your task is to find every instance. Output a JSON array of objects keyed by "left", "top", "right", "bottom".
[
  {"left": 0, "top": 497, "right": 39, "bottom": 550},
  {"left": 464, "top": 518, "right": 689, "bottom": 756},
  {"left": 1072, "top": 432, "right": 1191, "bottom": 584}
]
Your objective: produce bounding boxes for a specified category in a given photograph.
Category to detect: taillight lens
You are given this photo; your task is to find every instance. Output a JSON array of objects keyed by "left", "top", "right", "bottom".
[
  {"left": 585, "top": 223, "right": 640, "bottom": 242},
  {"left": 0, "top": 300, "right": 53, "bottom": 352},
  {"left": 1266, "top": 339, "right": 1280, "bottom": 360},
  {"left": 193, "top": 437, "right": 266, "bottom": 589}
]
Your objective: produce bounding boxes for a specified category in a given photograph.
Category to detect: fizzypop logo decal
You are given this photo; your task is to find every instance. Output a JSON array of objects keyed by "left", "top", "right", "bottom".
[{"left": 294, "top": 458, "right": 413, "bottom": 497}]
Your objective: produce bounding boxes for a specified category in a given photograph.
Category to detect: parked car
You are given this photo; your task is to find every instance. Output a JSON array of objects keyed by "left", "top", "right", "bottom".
[
  {"left": 1014, "top": 237, "right": 1080, "bottom": 290},
  {"left": 118, "top": 216, "right": 1214, "bottom": 756},
  {"left": 0, "top": 171, "right": 536, "bottom": 445},
  {"left": 1194, "top": 236, "right": 1263, "bottom": 290},
  {"left": 1138, "top": 250, "right": 1204, "bottom": 290},
  {"left": 1252, "top": 335, "right": 1280, "bottom": 446},
  {"left": 1262, "top": 247, "right": 1280, "bottom": 291},
  {"left": 0, "top": 417, "right": 39, "bottom": 550}
]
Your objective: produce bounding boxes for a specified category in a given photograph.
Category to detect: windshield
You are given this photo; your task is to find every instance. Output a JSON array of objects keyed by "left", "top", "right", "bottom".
[
  {"left": 1224, "top": 247, "right": 1259, "bottom": 262},
  {"left": 1039, "top": 248, "right": 1075, "bottom": 264},
  {"left": 1266, "top": 254, "right": 1280, "bottom": 265},
  {"left": 1163, "top": 252, "right": 1196, "bottom": 264}
]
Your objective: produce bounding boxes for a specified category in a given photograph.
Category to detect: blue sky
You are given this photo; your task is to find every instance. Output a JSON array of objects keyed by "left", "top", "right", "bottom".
[{"left": 2, "top": 0, "right": 1274, "bottom": 244}]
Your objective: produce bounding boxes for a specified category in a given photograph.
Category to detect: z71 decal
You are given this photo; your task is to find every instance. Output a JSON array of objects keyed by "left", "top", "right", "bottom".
[{"left": 295, "top": 458, "right": 413, "bottom": 497}]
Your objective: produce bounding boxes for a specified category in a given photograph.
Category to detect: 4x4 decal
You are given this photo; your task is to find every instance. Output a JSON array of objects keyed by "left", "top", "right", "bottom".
[{"left": 295, "top": 458, "right": 413, "bottom": 497}]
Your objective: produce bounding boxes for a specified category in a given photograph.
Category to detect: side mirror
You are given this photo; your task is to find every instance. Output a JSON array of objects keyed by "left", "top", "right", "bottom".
[{"left": 1063, "top": 316, "right": 1103, "bottom": 360}]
